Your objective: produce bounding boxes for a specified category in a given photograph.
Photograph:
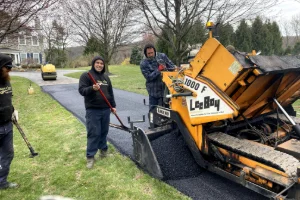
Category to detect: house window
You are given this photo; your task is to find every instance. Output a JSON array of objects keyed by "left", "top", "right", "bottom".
[
  {"left": 32, "top": 36, "right": 39, "bottom": 46},
  {"left": 33, "top": 53, "right": 40, "bottom": 63},
  {"left": 26, "top": 36, "right": 32, "bottom": 45},
  {"left": 20, "top": 53, "right": 27, "bottom": 63},
  {"left": 19, "top": 36, "right": 26, "bottom": 45}
]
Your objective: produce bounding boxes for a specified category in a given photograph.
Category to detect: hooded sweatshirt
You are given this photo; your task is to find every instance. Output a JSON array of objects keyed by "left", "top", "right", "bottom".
[
  {"left": 78, "top": 56, "right": 116, "bottom": 109},
  {"left": 0, "top": 54, "right": 13, "bottom": 124}
]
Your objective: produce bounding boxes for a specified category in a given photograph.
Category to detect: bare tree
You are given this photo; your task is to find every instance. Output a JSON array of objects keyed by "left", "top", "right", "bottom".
[
  {"left": 0, "top": 0, "right": 59, "bottom": 43},
  {"left": 39, "top": 2, "right": 73, "bottom": 67},
  {"left": 280, "top": 20, "right": 292, "bottom": 48},
  {"left": 63, "top": 0, "right": 136, "bottom": 71},
  {"left": 42, "top": 20, "right": 56, "bottom": 55},
  {"left": 133, "top": 0, "right": 279, "bottom": 65},
  {"left": 132, "top": 0, "right": 212, "bottom": 65},
  {"left": 214, "top": 1, "right": 279, "bottom": 24},
  {"left": 291, "top": 14, "right": 300, "bottom": 41}
]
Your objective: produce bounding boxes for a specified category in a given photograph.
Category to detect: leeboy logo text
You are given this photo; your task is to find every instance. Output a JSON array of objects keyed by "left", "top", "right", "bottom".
[{"left": 189, "top": 96, "right": 220, "bottom": 111}]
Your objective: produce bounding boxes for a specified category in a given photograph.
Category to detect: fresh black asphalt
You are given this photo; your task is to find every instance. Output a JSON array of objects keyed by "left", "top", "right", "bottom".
[{"left": 42, "top": 83, "right": 267, "bottom": 200}]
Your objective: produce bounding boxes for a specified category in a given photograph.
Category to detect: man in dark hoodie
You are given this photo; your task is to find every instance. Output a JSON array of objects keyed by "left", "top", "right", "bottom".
[
  {"left": 140, "top": 44, "right": 175, "bottom": 109},
  {"left": 79, "top": 56, "right": 116, "bottom": 169},
  {"left": 0, "top": 53, "right": 18, "bottom": 189}
]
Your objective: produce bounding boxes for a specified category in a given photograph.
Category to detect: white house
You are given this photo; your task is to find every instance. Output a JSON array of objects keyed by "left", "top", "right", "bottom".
[{"left": 0, "top": 18, "right": 45, "bottom": 66}]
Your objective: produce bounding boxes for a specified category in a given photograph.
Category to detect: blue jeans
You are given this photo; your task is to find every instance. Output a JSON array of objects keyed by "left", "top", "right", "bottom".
[
  {"left": 149, "top": 96, "right": 163, "bottom": 110},
  {"left": 85, "top": 108, "right": 110, "bottom": 158},
  {"left": 0, "top": 122, "right": 14, "bottom": 185}
]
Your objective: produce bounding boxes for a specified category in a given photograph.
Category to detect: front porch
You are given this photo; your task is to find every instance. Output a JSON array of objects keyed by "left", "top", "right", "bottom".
[{"left": 0, "top": 48, "right": 21, "bottom": 66}]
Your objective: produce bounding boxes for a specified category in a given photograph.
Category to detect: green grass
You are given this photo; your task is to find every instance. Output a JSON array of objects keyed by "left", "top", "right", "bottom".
[
  {"left": 294, "top": 100, "right": 300, "bottom": 116},
  {"left": 0, "top": 76, "right": 189, "bottom": 200},
  {"left": 65, "top": 65, "right": 148, "bottom": 96},
  {"left": 57, "top": 67, "right": 90, "bottom": 70}
]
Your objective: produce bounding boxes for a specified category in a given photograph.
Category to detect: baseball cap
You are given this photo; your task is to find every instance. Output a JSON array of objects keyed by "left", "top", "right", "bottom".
[{"left": 0, "top": 53, "right": 14, "bottom": 69}]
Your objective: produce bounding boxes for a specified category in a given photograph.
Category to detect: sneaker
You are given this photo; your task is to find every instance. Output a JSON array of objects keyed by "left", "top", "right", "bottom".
[
  {"left": 86, "top": 158, "right": 95, "bottom": 169},
  {"left": 100, "top": 150, "right": 108, "bottom": 158},
  {"left": 0, "top": 182, "right": 19, "bottom": 190}
]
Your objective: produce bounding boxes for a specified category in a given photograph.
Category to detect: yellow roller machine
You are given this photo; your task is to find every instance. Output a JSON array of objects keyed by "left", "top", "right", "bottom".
[{"left": 41, "top": 63, "right": 57, "bottom": 80}]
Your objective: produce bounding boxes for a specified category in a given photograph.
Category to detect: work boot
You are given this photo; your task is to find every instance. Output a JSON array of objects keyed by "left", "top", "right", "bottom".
[
  {"left": 0, "top": 182, "right": 19, "bottom": 190},
  {"left": 99, "top": 149, "right": 108, "bottom": 158},
  {"left": 86, "top": 158, "right": 95, "bottom": 169}
]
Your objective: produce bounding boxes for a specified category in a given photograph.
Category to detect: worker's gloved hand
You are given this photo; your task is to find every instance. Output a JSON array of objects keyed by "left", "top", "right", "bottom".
[
  {"left": 158, "top": 64, "right": 165, "bottom": 71},
  {"left": 12, "top": 110, "right": 19, "bottom": 122}
]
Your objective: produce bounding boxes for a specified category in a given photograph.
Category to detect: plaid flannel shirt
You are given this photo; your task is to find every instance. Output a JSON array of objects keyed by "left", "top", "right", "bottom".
[{"left": 140, "top": 53, "right": 175, "bottom": 98}]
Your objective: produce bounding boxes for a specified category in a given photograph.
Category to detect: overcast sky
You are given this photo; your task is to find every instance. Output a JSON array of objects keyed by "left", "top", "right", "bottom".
[{"left": 269, "top": 0, "right": 300, "bottom": 21}]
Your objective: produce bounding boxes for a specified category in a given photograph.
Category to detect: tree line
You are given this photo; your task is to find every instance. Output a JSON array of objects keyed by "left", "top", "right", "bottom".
[
  {"left": 1, "top": 0, "right": 300, "bottom": 69},
  {"left": 131, "top": 16, "right": 300, "bottom": 65}
]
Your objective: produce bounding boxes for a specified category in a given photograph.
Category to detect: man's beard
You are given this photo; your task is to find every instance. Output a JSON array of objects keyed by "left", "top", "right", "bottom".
[
  {"left": 0, "top": 68, "right": 10, "bottom": 84},
  {"left": 147, "top": 56, "right": 155, "bottom": 60}
]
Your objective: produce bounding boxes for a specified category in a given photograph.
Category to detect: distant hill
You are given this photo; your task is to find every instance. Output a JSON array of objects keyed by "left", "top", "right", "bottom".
[{"left": 65, "top": 42, "right": 145, "bottom": 65}]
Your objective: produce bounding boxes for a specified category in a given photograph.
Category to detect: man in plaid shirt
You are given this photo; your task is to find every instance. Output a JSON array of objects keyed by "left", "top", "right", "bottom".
[{"left": 140, "top": 44, "right": 175, "bottom": 109}]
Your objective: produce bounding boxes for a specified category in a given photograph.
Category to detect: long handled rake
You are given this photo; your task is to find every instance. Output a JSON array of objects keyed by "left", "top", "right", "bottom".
[{"left": 87, "top": 72, "right": 130, "bottom": 131}]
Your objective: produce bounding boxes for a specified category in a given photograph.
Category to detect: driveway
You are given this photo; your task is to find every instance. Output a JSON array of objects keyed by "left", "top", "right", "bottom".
[
  {"left": 10, "top": 69, "right": 83, "bottom": 86},
  {"left": 11, "top": 70, "right": 267, "bottom": 200}
]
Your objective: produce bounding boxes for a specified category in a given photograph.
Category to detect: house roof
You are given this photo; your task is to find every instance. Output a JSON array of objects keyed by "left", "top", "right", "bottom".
[{"left": 0, "top": 47, "right": 21, "bottom": 54}]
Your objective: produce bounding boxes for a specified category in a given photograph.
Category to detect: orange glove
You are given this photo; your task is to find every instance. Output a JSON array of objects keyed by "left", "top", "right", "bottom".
[{"left": 158, "top": 64, "right": 165, "bottom": 71}]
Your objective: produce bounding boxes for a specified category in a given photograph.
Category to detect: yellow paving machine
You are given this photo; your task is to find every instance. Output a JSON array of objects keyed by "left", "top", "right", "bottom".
[{"left": 129, "top": 22, "right": 300, "bottom": 199}]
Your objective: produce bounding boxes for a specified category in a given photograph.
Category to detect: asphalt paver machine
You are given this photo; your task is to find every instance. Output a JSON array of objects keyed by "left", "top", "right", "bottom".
[{"left": 129, "top": 22, "right": 300, "bottom": 200}]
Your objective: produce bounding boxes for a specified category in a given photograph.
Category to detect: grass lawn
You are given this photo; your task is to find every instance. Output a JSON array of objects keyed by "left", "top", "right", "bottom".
[
  {"left": 65, "top": 65, "right": 148, "bottom": 96},
  {"left": 294, "top": 100, "right": 300, "bottom": 116},
  {"left": 0, "top": 76, "right": 189, "bottom": 200}
]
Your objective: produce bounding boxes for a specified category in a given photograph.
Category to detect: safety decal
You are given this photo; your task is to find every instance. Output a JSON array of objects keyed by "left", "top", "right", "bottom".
[
  {"left": 157, "top": 108, "right": 171, "bottom": 118},
  {"left": 228, "top": 61, "right": 242, "bottom": 75}
]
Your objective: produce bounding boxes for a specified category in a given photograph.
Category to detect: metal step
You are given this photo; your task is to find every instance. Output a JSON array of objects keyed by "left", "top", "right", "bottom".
[{"left": 208, "top": 132, "right": 300, "bottom": 177}]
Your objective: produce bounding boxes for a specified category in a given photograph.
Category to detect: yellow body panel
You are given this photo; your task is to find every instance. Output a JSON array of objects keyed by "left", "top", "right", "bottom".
[
  {"left": 190, "top": 38, "right": 243, "bottom": 91},
  {"left": 189, "top": 38, "right": 220, "bottom": 78},
  {"left": 170, "top": 97, "right": 204, "bottom": 149},
  {"left": 41, "top": 64, "right": 56, "bottom": 73}
]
